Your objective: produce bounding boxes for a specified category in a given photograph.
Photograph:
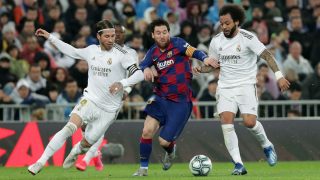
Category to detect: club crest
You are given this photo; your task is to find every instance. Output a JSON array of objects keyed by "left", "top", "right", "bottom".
[
  {"left": 107, "top": 58, "right": 112, "bottom": 65},
  {"left": 167, "top": 50, "right": 173, "bottom": 58},
  {"left": 236, "top": 44, "right": 241, "bottom": 52}
]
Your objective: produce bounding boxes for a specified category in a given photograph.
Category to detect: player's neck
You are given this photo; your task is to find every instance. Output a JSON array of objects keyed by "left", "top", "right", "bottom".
[{"left": 230, "top": 28, "right": 239, "bottom": 38}]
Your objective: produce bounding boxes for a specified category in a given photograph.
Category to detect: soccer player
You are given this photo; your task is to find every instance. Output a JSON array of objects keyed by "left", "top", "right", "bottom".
[
  {"left": 75, "top": 23, "right": 139, "bottom": 171},
  {"left": 132, "top": 19, "right": 219, "bottom": 176},
  {"left": 27, "top": 20, "right": 144, "bottom": 175},
  {"left": 195, "top": 4, "right": 290, "bottom": 175}
]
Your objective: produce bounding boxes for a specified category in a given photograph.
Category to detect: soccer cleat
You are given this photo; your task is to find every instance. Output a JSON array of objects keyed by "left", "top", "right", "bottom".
[
  {"left": 75, "top": 160, "right": 87, "bottom": 171},
  {"left": 231, "top": 163, "right": 247, "bottom": 175},
  {"left": 264, "top": 145, "right": 277, "bottom": 166},
  {"left": 63, "top": 151, "right": 78, "bottom": 169},
  {"left": 162, "top": 144, "right": 176, "bottom": 171},
  {"left": 92, "top": 151, "right": 104, "bottom": 171},
  {"left": 28, "top": 162, "right": 44, "bottom": 175},
  {"left": 132, "top": 168, "right": 148, "bottom": 176}
]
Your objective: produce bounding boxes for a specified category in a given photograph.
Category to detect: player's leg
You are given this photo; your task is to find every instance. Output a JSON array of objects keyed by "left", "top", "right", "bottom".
[
  {"left": 159, "top": 101, "right": 192, "bottom": 171},
  {"left": 217, "top": 87, "right": 247, "bottom": 175},
  {"left": 133, "top": 115, "right": 160, "bottom": 176},
  {"left": 239, "top": 85, "right": 277, "bottom": 166},
  {"left": 76, "top": 135, "right": 104, "bottom": 171},
  {"left": 64, "top": 107, "right": 117, "bottom": 169},
  {"left": 27, "top": 114, "right": 82, "bottom": 175}
]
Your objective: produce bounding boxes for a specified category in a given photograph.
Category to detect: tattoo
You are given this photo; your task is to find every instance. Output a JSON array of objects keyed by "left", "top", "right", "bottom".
[
  {"left": 259, "top": 49, "right": 280, "bottom": 72},
  {"left": 201, "top": 66, "right": 214, "bottom": 73}
]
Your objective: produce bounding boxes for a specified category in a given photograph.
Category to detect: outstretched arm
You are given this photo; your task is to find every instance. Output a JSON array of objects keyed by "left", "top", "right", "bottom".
[
  {"left": 35, "top": 28, "right": 87, "bottom": 60},
  {"left": 259, "top": 49, "right": 290, "bottom": 92}
]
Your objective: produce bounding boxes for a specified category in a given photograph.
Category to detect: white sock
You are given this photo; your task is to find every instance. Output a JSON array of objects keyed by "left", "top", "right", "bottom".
[
  {"left": 83, "top": 136, "right": 103, "bottom": 164},
  {"left": 247, "top": 121, "right": 272, "bottom": 148},
  {"left": 38, "top": 122, "right": 77, "bottom": 165},
  {"left": 222, "top": 124, "right": 243, "bottom": 165},
  {"left": 72, "top": 141, "right": 90, "bottom": 155}
]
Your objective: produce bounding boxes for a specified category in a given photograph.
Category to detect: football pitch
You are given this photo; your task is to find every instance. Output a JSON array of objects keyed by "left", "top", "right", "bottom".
[{"left": 0, "top": 161, "right": 319, "bottom": 180}]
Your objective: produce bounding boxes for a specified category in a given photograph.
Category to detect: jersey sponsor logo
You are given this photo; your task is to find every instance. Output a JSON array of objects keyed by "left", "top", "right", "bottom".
[
  {"left": 90, "top": 65, "right": 112, "bottom": 77},
  {"left": 157, "top": 59, "right": 174, "bottom": 70},
  {"left": 218, "top": 54, "right": 240, "bottom": 64},
  {"left": 107, "top": 58, "right": 112, "bottom": 65}
]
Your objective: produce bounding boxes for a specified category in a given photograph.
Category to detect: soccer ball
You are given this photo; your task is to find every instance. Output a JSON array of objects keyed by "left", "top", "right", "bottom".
[{"left": 189, "top": 155, "right": 212, "bottom": 176}]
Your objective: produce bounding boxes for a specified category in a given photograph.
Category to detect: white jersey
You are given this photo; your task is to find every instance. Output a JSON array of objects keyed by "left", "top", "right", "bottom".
[
  {"left": 49, "top": 34, "right": 136, "bottom": 112},
  {"left": 209, "top": 29, "right": 266, "bottom": 88}
]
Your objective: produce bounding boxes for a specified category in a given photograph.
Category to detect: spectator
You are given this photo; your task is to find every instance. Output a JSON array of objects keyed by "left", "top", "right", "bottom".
[
  {"left": 258, "top": 63, "right": 280, "bottom": 99},
  {"left": 207, "top": 0, "right": 226, "bottom": 25},
  {"left": 69, "top": 60, "right": 88, "bottom": 91},
  {"left": 1, "top": 22, "right": 22, "bottom": 51},
  {"left": 164, "top": 11, "right": 180, "bottom": 37},
  {"left": 283, "top": 41, "right": 313, "bottom": 81},
  {"left": 18, "top": 19, "right": 36, "bottom": 44},
  {"left": 78, "top": 24, "right": 97, "bottom": 45},
  {"left": 186, "top": 1, "right": 204, "bottom": 28},
  {"left": 196, "top": 24, "right": 213, "bottom": 53},
  {"left": 0, "top": 56, "right": 17, "bottom": 95},
  {"left": 48, "top": 67, "right": 69, "bottom": 93},
  {"left": 13, "top": 0, "right": 44, "bottom": 26},
  {"left": 67, "top": 7, "right": 89, "bottom": 38},
  {"left": 20, "top": 35, "right": 43, "bottom": 64},
  {"left": 301, "top": 62, "right": 320, "bottom": 99},
  {"left": 121, "top": 3, "right": 136, "bottom": 35},
  {"left": 44, "top": 5, "right": 62, "bottom": 32},
  {"left": 165, "top": 0, "right": 187, "bottom": 23},
  {"left": 178, "top": 21, "right": 199, "bottom": 47},
  {"left": 198, "top": 79, "right": 217, "bottom": 118},
  {"left": 93, "top": 0, "right": 122, "bottom": 23},
  {"left": 34, "top": 51, "right": 52, "bottom": 79},
  {"left": 135, "top": 0, "right": 168, "bottom": 20},
  {"left": 56, "top": 78, "right": 82, "bottom": 120},
  {"left": 5, "top": 45, "right": 29, "bottom": 79},
  {"left": 9, "top": 79, "right": 50, "bottom": 121},
  {"left": 22, "top": 64, "right": 47, "bottom": 96}
]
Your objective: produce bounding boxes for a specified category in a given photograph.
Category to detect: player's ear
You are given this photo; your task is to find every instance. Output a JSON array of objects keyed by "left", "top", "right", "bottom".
[{"left": 96, "top": 33, "right": 100, "bottom": 41}]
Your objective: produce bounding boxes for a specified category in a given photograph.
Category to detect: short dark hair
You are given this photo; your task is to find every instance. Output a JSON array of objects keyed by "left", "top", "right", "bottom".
[
  {"left": 219, "top": 4, "right": 245, "bottom": 26},
  {"left": 149, "top": 19, "right": 170, "bottom": 33},
  {"left": 258, "top": 63, "right": 268, "bottom": 69},
  {"left": 95, "top": 20, "right": 114, "bottom": 35}
]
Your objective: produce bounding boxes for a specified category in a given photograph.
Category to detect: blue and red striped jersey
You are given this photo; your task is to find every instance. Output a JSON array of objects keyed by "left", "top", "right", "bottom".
[{"left": 140, "top": 37, "right": 207, "bottom": 102}]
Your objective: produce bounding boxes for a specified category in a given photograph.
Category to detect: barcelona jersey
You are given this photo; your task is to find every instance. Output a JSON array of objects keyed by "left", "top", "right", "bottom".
[{"left": 140, "top": 37, "right": 203, "bottom": 102}]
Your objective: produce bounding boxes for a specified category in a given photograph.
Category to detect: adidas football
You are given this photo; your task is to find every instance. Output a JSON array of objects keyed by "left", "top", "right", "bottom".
[{"left": 189, "top": 155, "right": 212, "bottom": 176}]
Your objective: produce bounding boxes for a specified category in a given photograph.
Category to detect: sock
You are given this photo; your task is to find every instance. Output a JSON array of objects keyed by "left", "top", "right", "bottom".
[
  {"left": 38, "top": 122, "right": 77, "bottom": 165},
  {"left": 163, "top": 141, "right": 175, "bottom": 154},
  {"left": 140, "top": 137, "right": 152, "bottom": 168},
  {"left": 83, "top": 136, "right": 103, "bottom": 164},
  {"left": 221, "top": 124, "right": 243, "bottom": 165},
  {"left": 247, "top": 121, "right": 272, "bottom": 148},
  {"left": 71, "top": 141, "right": 90, "bottom": 156}
]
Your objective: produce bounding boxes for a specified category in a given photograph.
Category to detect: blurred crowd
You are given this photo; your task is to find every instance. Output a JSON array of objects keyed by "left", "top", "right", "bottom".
[{"left": 0, "top": 0, "right": 320, "bottom": 121}]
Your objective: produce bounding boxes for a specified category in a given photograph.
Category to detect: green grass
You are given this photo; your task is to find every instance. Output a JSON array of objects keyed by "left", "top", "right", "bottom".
[{"left": 0, "top": 161, "right": 319, "bottom": 180}]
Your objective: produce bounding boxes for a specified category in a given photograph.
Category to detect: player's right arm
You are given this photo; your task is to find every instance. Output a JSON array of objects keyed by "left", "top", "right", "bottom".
[
  {"left": 139, "top": 47, "right": 157, "bottom": 82},
  {"left": 35, "top": 28, "right": 88, "bottom": 60}
]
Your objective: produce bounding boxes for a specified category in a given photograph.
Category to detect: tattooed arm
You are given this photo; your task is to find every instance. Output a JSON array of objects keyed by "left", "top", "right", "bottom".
[
  {"left": 259, "top": 49, "right": 290, "bottom": 91},
  {"left": 259, "top": 49, "right": 280, "bottom": 73}
]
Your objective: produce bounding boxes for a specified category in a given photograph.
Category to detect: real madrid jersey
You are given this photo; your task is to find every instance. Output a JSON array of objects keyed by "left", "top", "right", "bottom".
[
  {"left": 209, "top": 29, "right": 266, "bottom": 88},
  {"left": 48, "top": 34, "right": 136, "bottom": 112}
]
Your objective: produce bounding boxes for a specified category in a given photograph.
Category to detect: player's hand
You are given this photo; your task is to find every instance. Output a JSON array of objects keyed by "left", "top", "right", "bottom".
[
  {"left": 122, "top": 90, "right": 129, "bottom": 100},
  {"left": 192, "top": 66, "right": 202, "bottom": 75},
  {"left": 150, "top": 65, "right": 158, "bottom": 77},
  {"left": 109, "top": 82, "right": 123, "bottom": 95},
  {"left": 35, "top": 28, "right": 50, "bottom": 39},
  {"left": 204, "top": 57, "right": 220, "bottom": 68},
  {"left": 144, "top": 68, "right": 155, "bottom": 82},
  {"left": 278, "top": 77, "right": 290, "bottom": 92}
]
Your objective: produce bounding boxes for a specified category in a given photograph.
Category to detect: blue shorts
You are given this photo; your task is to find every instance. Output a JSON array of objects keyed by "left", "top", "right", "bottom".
[{"left": 144, "top": 95, "right": 192, "bottom": 142}]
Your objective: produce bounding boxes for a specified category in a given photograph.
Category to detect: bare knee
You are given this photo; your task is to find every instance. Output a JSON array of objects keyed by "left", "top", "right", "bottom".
[
  {"left": 242, "top": 114, "right": 257, "bottom": 128},
  {"left": 142, "top": 127, "right": 155, "bottom": 139}
]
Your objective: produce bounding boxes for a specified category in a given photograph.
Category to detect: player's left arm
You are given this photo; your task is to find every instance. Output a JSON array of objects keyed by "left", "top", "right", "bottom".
[{"left": 259, "top": 49, "right": 290, "bottom": 92}]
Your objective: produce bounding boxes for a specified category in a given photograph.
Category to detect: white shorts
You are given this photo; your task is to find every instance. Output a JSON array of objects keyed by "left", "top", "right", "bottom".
[
  {"left": 216, "top": 84, "right": 258, "bottom": 116},
  {"left": 70, "top": 98, "right": 117, "bottom": 144}
]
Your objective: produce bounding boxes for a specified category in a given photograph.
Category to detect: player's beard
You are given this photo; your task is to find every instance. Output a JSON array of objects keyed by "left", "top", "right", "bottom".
[
  {"left": 223, "top": 24, "right": 237, "bottom": 38},
  {"left": 156, "top": 39, "right": 170, "bottom": 50}
]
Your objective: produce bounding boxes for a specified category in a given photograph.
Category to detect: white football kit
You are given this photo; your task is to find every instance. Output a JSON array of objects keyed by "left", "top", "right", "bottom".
[
  {"left": 209, "top": 29, "right": 266, "bottom": 116},
  {"left": 48, "top": 34, "right": 143, "bottom": 144}
]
